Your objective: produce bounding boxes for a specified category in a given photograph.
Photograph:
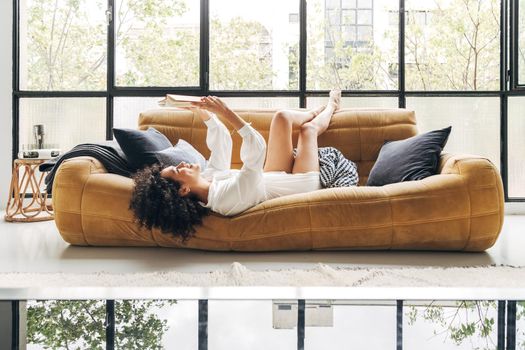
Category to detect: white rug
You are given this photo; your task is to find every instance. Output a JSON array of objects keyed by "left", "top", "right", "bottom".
[{"left": 1, "top": 263, "right": 524, "bottom": 288}]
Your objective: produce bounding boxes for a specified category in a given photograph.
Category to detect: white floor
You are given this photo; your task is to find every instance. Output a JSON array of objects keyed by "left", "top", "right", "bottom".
[{"left": 1, "top": 214, "right": 524, "bottom": 274}]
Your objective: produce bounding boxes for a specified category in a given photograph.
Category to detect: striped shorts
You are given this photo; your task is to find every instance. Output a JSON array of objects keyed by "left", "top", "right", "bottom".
[{"left": 293, "top": 147, "right": 359, "bottom": 188}]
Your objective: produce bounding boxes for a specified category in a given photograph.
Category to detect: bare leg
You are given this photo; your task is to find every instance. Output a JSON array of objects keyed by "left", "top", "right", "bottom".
[
  {"left": 292, "top": 90, "right": 341, "bottom": 173},
  {"left": 263, "top": 106, "right": 325, "bottom": 172}
]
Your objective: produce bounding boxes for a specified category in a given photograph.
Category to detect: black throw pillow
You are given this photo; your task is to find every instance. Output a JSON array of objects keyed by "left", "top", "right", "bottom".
[
  {"left": 155, "top": 139, "right": 207, "bottom": 170},
  {"left": 113, "top": 127, "right": 172, "bottom": 169},
  {"left": 366, "top": 126, "right": 452, "bottom": 186}
]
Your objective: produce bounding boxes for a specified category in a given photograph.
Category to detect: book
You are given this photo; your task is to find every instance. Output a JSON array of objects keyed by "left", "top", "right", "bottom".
[{"left": 158, "top": 94, "right": 203, "bottom": 108}]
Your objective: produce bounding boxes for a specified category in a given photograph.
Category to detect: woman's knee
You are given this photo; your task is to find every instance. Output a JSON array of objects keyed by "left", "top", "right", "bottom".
[{"left": 272, "top": 110, "right": 293, "bottom": 126}]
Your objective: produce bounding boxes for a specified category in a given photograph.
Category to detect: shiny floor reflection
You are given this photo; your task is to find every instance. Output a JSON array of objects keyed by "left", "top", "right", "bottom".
[{"left": 22, "top": 299, "right": 523, "bottom": 350}]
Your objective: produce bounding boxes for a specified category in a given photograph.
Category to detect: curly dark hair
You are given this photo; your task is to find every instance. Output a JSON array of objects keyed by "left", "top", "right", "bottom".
[{"left": 129, "top": 164, "right": 210, "bottom": 241}]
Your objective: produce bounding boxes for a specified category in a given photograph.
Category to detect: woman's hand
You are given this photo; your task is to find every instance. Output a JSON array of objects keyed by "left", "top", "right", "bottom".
[
  {"left": 191, "top": 96, "right": 231, "bottom": 116},
  {"left": 192, "top": 95, "right": 247, "bottom": 131}
]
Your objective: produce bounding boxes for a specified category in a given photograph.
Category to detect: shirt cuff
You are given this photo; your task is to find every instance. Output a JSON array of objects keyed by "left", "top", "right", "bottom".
[
  {"left": 237, "top": 123, "right": 254, "bottom": 138},
  {"left": 203, "top": 114, "right": 219, "bottom": 128}
]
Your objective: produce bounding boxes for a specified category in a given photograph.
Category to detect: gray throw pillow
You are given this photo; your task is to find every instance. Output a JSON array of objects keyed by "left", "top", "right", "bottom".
[
  {"left": 366, "top": 126, "right": 452, "bottom": 186},
  {"left": 113, "top": 127, "right": 172, "bottom": 170},
  {"left": 155, "top": 139, "right": 207, "bottom": 171}
]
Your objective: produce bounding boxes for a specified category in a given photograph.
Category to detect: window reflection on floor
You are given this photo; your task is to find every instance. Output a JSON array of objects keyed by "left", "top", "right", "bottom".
[
  {"left": 26, "top": 300, "right": 106, "bottom": 349},
  {"left": 518, "top": 301, "right": 525, "bottom": 349},
  {"left": 115, "top": 300, "right": 198, "bottom": 349},
  {"left": 23, "top": 299, "right": 521, "bottom": 349},
  {"left": 303, "top": 300, "right": 397, "bottom": 349},
  {"left": 208, "top": 300, "right": 296, "bottom": 350}
]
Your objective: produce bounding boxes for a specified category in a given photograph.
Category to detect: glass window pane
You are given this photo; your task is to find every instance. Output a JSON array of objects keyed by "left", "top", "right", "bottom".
[
  {"left": 406, "top": 97, "right": 500, "bottom": 169},
  {"left": 518, "top": 0, "right": 525, "bottom": 84},
  {"left": 19, "top": 98, "right": 106, "bottom": 153},
  {"left": 358, "top": 0, "right": 372, "bottom": 8},
  {"left": 208, "top": 300, "right": 296, "bottom": 349},
  {"left": 114, "top": 97, "right": 300, "bottom": 130},
  {"left": 19, "top": 0, "right": 106, "bottom": 91},
  {"left": 307, "top": 0, "right": 398, "bottom": 90},
  {"left": 114, "top": 97, "right": 163, "bottom": 129},
  {"left": 404, "top": 300, "right": 498, "bottom": 350},
  {"left": 357, "top": 26, "right": 373, "bottom": 41},
  {"left": 405, "top": 0, "right": 499, "bottom": 91},
  {"left": 115, "top": 0, "right": 200, "bottom": 87},
  {"left": 26, "top": 300, "right": 106, "bottom": 349},
  {"left": 327, "top": 9, "right": 341, "bottom": 26},
  {"left": 342, "top": 10, "right": 356, "bottom": 24},
  {"left": 307, "top": 96, "right": 398, "bottom": 108},
  {"left": 508, "top": 97, "right": 525, "bottom": 197},
  {"left": 343, "top": 0, "right": 357, "bottom": 8},
  {"left": 342, "top": 26, "right": 357, "bottom": 42},
  {"left": 357, "top": 9, "right": 372, "bottom": 25},
  {"left": 327, "top": 0, "right": 340, "bottom": 9},
  {"left": 305, "top": 301, "right": 396, "bottom": 349},
  {"left": 220, "top": 97, "right": 300, "bottom": 109},
  {"left": 210, "top": 0, "right": 300, "bottom": 90},
  {"left": 115, "top": 300, "right": 198, "bottom": 349}
]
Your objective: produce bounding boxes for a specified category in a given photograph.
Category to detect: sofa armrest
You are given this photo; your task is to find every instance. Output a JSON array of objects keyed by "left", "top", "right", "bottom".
[
  {"left": 438, "top": 153, "right": 504, "bottom": 250},
  {"left": 52, "top": 157, "right": 108, "bottom": 245}
]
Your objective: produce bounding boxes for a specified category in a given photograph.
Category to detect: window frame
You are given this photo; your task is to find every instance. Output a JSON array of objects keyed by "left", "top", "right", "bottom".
[
  {"left": 511, "top": 0, "right": 525, "bottom": 89},
  {"left": 11, "top": 0, "right": 525, "bottom": 202}
]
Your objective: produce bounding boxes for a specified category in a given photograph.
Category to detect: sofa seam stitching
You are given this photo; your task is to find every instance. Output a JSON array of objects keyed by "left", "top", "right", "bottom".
[
  {"left": 79, "top": 162, "right": 94, "bottom": 247},
  {"left": 457, "top": 160, "right": 472, "bottom": 250}
]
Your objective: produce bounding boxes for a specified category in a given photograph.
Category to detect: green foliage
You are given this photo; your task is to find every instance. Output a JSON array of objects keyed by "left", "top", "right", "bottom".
[
  {"left": 404, "top": 0, "right": 500, "bottom": 91},
  {"left": 209, "top": 17, "right": 274, "bottom": 90},
  {"left": 406, "top": 300, "right": 498, "bottom": 350},
  {"left": 27, "top": 300, "right": 105, "bottom": 349},
  {"left": 27, "top": 299, "right": 176, "bottom": 350},
  {"left": 25, "top": 0, "right": 505, "bottom": 92},
  {"left": 114, "top": 0, "right": 198, "bottom": 87},
  {"left": 306, "top": 0, "right": 396, "bottom": 90},
  {"left": 25, "top": 0, "right": 107, "bottom": 90}
]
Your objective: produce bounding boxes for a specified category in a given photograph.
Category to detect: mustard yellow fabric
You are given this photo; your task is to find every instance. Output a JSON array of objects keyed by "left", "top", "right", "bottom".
[{"left": 52, "top": 108, "right": 504, "bottom": 251}]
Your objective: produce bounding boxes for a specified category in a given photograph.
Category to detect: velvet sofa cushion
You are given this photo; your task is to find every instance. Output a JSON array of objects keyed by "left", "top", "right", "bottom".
[{"left": 366, "top": 126, "right": 452, "bottom": 186}]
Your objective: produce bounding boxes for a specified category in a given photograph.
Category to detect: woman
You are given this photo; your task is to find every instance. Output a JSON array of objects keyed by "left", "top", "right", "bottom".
[{"left": 131, "top": 91, "right": 349, "bottom": 240}]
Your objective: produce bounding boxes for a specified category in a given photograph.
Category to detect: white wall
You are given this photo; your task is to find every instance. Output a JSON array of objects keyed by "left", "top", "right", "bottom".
[{"left": 0, "top": 1, "right": 12, "bottom": 210}]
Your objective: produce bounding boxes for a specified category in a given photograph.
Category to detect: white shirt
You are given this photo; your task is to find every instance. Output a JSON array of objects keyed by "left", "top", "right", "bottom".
[{"left": 201, "top": 115, "right": 321, "bottom": 216}]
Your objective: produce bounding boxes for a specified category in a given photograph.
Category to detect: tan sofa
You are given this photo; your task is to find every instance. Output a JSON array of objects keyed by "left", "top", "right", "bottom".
[{"left": 52, "top": 108, "right": 504, "bottom": 251}]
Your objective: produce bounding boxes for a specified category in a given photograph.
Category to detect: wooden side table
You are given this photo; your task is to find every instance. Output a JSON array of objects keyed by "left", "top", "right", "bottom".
[{"left": 4, "top": 159, "right": 54, "bottom": 222}]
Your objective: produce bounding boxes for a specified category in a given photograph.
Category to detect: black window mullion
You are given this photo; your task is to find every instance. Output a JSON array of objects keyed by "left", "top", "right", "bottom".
[
  {"left": 297, "top": 299, "right": 305, "bottom": 350},
  {"left": 501, "top": 0, "right": 510, "bottom": 199},
  {"left": 198, "top": 299, "right": 208, "bottom": 350},
  {"left": 398, "top": 0, "right": 406, "bottom": 108},
  {"left": 506, "top": 301, "right": 517, "bottom": 350},
  {"left": 501, "top": 94, "right": 509, "bottom": 201},
  {"left": 106, "top": 300, "right": 115, "bottom": 350},
  {"left": 299, "top": 0, "right": 307, "bottom": 108},
  {"left": 510, "top": 0, "right": 518, "bottom": 89},
  {"left": 11, "top": 301, "right": 20, "bottom": 350},
  {"left": 498, "top": 300, "right": 506, "bottom": 350},
  {"left": 12, "top": 0, "right": 20, "bottom": 162},
  {"left": 201, "top": 0, "right": 210, "bottom": 96},
  {"left": 107, "top": 0, "right": 116, "bottom": 140},
  {"left": 396, "top": 300, "right": 403, "bottom": 350},
  {"left": 502, "top": 0, "right": 509, "bottom": 92}
]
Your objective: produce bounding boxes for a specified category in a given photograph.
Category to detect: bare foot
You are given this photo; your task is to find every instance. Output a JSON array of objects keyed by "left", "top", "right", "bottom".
[{"left": 328, "top": 90, "right": 341, "bottom": 111}]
